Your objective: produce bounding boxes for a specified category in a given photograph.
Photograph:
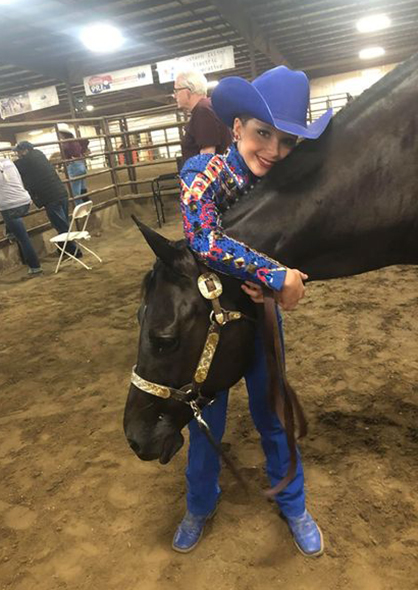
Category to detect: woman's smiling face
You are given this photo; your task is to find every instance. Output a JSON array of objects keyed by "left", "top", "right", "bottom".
[{"left": 233, "top": 117, "right": 298, "bottom": 177}]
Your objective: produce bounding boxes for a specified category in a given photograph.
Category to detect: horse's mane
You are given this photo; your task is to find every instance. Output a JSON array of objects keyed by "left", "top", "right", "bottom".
[{"left": 333, "top": 50, "right": 418, "bottom": 127}]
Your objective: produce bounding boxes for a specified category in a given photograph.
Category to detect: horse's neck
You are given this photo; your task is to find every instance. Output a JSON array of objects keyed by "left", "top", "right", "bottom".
[{"left": 225, "top": 66, "right": 418, "bottom": 280}]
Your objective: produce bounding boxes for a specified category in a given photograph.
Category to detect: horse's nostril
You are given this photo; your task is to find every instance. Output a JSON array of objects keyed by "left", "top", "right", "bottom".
[{"left": 128, "top": 438, "right": 141, "bottom": 454}]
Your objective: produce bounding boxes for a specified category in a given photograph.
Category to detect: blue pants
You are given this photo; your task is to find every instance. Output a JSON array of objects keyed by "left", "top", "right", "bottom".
[
  {"left": 1, "top": 204, "right": 41, "bottom": 270},
  {"left": 186, "top": 323, "right": 305, "bottom": 518},
  {"left": 67, "top": 160, "right": 87, "bottom": 206},
  {"left": 44, "top": 199, "right": 77, "bottom": 255}
]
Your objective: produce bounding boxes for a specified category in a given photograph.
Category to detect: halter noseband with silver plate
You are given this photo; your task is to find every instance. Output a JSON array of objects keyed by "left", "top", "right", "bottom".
[{"left": 130, "top": 272, "right": 252, "bottom": 424}]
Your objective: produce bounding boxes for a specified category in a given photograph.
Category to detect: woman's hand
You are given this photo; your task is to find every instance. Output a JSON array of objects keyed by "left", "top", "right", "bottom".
[
  {"left": 242, "top": 269, "right": 308, "bottom": 310},
  {"left": 276, "top": 268, "right": 308, "bottom": 311},
  {"left": 241, "top": 281, "right": 264, "bottom": 303}
]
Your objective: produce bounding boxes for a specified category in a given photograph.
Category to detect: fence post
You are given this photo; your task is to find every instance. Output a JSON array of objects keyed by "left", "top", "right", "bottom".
[
  {"left": 120, "top": 116, "right": 138, "bottom": 195},
  {"left": 102, "top": 118, "right": 123, "bottom": 218}
]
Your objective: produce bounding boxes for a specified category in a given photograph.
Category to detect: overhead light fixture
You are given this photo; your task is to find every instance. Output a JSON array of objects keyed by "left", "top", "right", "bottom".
[
  {"left": 86, "top": 105, "right": 95, "bottom": 112},
  {"left": 359, "top": 46, "right": 386, "bottom": 60},
  {"left": 29, "top": 130, "right": 44, "bottom": 137},
  {"left": 356, "top": 14, "right": 391, "bottom": 34},
  {"left": 207, "top": 80, "right": 219, "bottom": 89},
  {"left": 80, "top": 23, "right": 124, "bottom": 53}
]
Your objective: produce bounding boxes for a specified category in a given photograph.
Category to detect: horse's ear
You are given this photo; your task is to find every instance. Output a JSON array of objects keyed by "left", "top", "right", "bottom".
[{"left": 131, "top": 215, "right": 183, "bottom": 266}]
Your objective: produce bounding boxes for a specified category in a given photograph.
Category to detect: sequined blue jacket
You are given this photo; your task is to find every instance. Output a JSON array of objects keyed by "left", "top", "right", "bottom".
[{"left": 180, "top": 144, "right": 287, "bottom": 291}]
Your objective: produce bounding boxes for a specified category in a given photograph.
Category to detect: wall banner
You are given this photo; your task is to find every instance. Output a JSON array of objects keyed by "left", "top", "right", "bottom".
[
  {"left": 0, "top": 86, "right": 59, "bottom": 119},
  {"left": 156, "top": 46, "right": 235, "bottom": 84},
  {"left": 84, "top": 65, "right": 153, "bottom": 96}
]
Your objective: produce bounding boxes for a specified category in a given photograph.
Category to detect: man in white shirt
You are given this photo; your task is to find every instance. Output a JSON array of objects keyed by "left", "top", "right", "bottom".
[{"left": 0, "top": 158, "right": 42, "bottom": 275}]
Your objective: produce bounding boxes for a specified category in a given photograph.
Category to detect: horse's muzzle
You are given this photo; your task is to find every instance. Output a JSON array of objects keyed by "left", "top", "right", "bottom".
[
  {"left": 159, "top": 432, "right": 184, "bottom": 464},
  {"left": 127, "top": 438, "right": 159, "bottom": 461},
  {"left": 126, "top": 431, "right": 184, "bottom": 464}
]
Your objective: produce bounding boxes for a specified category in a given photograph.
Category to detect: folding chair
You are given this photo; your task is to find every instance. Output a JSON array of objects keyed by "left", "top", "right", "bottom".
[
  {"left": 50, "top": 200, "right": 102, "bottom": 274},
  {"left": 150, "top": 173, "right": 180, "bottom": 228}
]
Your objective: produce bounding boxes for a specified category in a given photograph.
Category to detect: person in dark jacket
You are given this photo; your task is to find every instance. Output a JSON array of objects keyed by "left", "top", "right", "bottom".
[{"left": 13, "top": 141, "right": 79, "bottom": 256}]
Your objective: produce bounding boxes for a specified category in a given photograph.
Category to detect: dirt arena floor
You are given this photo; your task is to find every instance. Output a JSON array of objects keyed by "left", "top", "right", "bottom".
[{"left": 1, "top": 214, "right": 417, "bottom": 590}]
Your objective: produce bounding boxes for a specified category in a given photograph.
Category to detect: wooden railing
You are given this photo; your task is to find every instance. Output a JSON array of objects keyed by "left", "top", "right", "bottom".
[{"left": 0, "top": 106, "right": 186, "bottom": 243}]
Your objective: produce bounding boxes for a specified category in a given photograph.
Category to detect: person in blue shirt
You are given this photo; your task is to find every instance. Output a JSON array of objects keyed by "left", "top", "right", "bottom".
[{"left": 173, "top": 66, "right": 333, "bottom": 557}]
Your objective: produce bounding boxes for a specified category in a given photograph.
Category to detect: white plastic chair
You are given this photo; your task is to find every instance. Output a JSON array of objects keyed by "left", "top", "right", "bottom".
[{"left": 50, "top": 200, "right": 102, "bottom": 274}]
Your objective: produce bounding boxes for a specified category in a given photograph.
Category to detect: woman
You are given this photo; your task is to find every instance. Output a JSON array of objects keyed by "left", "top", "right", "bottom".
[
  {"left": 174, "top": 66, "right": 333, "bottom": 557},
  {"left": 0, "top": 158, "right": 42, "bottom": 275},
  {"left": 58, "top": 131, "right": 89, "bottom": 206}
]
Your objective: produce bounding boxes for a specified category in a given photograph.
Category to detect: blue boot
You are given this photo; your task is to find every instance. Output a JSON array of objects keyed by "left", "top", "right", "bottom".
[
  {"left": 285, "top": 510, "right": 324, "bottom": 557},
  {"left": 172, "top": 508, "right": 217, "bottom": 553}
]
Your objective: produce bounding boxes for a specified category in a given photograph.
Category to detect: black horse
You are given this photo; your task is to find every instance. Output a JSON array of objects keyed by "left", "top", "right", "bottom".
[
  {"left": 124, "top": 225, "right": 257, "bottom": 463},
  {"left": 124, "top": 53, "right": 418, "bottom": 464}
]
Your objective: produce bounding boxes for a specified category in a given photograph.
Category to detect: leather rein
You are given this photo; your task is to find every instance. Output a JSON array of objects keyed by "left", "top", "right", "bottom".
[{"left": 130, "top": 271, "right": 307, "bottom": 496}]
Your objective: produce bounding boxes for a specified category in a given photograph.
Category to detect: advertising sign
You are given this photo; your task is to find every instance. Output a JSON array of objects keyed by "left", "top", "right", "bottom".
[
  {"left": 0, "top": 86, "right": 59, "bottom": 119},
  {"left": 84, "top": 65, "right": 153, "bottom": 96},
  {"left": 156, "top": 46, "right": 235, "bottom": 83}
]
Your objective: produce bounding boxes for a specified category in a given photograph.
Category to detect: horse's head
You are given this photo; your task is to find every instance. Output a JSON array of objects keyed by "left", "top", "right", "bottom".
[{"left": 124, "top": 219, "right": 256, "bottom": 464}]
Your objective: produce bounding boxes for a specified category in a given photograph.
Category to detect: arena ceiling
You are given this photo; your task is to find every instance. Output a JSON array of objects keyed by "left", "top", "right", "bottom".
[{"left": 1, "top": 0, "right": 417, "bottom": 121}]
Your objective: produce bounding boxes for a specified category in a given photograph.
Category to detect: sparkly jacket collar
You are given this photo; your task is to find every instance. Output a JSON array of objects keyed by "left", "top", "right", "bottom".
[{"left": 223, "top": 143, "right": 258, "bottom": 190}]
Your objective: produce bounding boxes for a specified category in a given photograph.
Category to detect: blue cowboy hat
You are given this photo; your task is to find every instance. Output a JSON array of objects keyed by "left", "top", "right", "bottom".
[{"left": 211, "top": 66, "right": 332, "bottom": 140}]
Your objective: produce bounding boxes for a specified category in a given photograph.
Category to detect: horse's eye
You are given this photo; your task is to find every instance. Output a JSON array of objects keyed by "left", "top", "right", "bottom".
[{"left": 150, "top": 335, "right": 179, "bottom": 354}]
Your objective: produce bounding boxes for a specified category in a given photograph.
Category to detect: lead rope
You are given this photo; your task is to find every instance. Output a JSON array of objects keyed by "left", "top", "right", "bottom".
[
  {"left": 261, "top": 291, "right": 308, "bottom": 497},
  {"left": 190, "top": 400, "right": 249, "bottom": 492},
  {"left": 192, "top": 275, "right": 307, "bottom": 497}
]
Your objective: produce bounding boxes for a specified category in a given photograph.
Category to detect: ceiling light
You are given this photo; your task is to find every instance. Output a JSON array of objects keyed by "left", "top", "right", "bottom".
[
  {"left": 80, "top": 24, "right": 124, "bottom": 53},
  {"left": 29, "top": 130, "right": 44, "bottom": 136},
  {"left": 356, "top": 14, "right": 391, "bottom": 34},
  {"left": 207, "top": 80, "right": 219, "bottom": 89},
  {"left": 359, "top": 47, "right": 385, "bottom": 60},
  {"left": 86, "top": 105, "right": 95, "bottom": 112}
]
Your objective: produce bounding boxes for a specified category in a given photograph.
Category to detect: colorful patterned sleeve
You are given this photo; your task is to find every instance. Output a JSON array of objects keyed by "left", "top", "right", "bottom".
[{"left": 180, "top": 154, "right": 287, "bottom": 291}]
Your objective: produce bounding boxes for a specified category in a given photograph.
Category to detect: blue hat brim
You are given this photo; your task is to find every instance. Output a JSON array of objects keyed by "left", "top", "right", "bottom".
[{"left": 212, "top": 76, "right": 332, "bottom": 140}]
